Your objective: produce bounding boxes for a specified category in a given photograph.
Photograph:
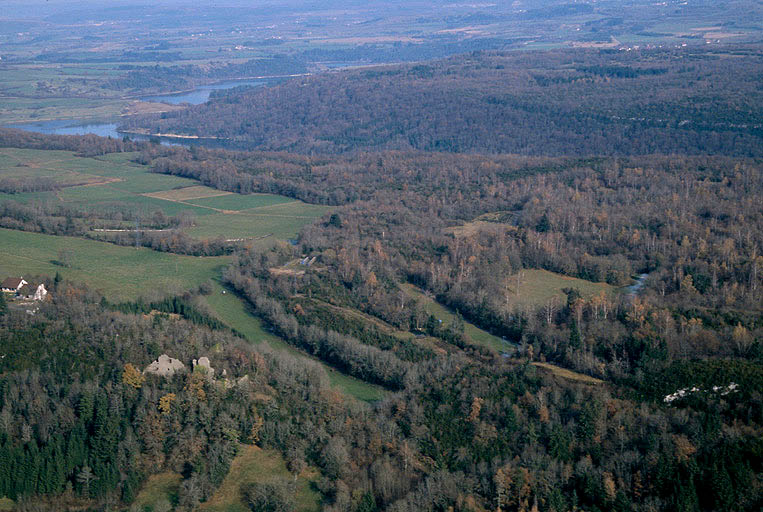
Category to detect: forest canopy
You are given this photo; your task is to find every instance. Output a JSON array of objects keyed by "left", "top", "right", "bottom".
[{"left": 122, "top": 46, "right": 763, "bottom": 156}]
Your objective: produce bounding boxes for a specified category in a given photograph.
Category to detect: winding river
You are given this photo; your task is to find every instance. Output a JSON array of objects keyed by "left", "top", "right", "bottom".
[
  {"left": 5, "top": 79, "right": 274, "bottom": 146},
  {"left": 627, "top": 273, "right": 649, "bottom": 296}
]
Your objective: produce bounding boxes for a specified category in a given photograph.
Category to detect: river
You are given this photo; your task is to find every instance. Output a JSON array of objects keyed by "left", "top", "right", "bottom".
[
  {"left": 627, "top": 273, "right": 649, "bottom": 296},
  {"left": 5, "top": 79, "right": 275, "bottom": 146},
  {"left": 140, "top": 79, "right": 267, "bottom": 105}
]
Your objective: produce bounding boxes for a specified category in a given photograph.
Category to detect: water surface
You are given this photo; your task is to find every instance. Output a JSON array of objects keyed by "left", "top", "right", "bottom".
[
  {"left": 627, "top": 273, "right": 649, "bottom": 295},
  {"left": 141, "top": 79, "right": 267, "bottom": 105},
  {"left": 8, "top": 120, "right": 122, "bottom": 138},
  {"left": 6, "top": 79, "right": 278, "bottom": 147}
]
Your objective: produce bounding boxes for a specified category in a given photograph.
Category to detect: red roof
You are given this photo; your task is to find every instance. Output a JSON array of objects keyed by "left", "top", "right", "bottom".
[{"left": 1, "top": 277, "right": 24, "bottom": 289}]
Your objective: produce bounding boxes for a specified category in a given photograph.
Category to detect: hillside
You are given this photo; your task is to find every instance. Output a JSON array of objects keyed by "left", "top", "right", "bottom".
[{"left": 122, "top": 46, "right": 763, "bottom": 156}]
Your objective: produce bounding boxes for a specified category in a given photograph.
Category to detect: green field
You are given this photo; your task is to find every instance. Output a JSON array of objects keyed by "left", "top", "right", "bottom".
[
  {"left": 132, "top": 472, "right": 182, "bottom": 511},
  {"left": 0, "top": 148, "right": 194, "bottom": 188},
  {"left": 0, "top": 97, "right": 127, "bottom": 124},
  {"left": 0, "top": 228, "right": 228, "bottom": 301},
  {"left": 200, "top": 445, "right": 320, "bottom": 512},
  {"left": 108, "top": 172, "right": 198, "bottom": 194},
  {"left": 59, "top": 185, "right": 215, "bottom": 217},
  {"left": 0, "top": 148, "right": 331, "bottom": 242},
  {"left": 186, "top": 193, "right": 294, "bottom": 211},
  {"left": 185, "top": 212, "right": 324, "bottom": 242},
  {"left": 507, "top": 269, "right": 617, "bottom": 308},
  {"left": 400, "top": 270, "right": 617, "bottom": 352},
  {"left": 202, "top": 282, "right": 287, "bottom": 347},
  {"left": 202, "top": 282, "right": 386, "bottom": 402},
  {"left": 401, "top": 283, "right": 510, "bottom": 353},
  {"left": 0, "top": 148, "right": 135, "bottom": 183},
  {"left": 241, "top": 201, "right": 334, "bottom": 217}
]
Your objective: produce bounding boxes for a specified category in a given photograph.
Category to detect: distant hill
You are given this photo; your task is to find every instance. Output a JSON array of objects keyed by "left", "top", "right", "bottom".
[{"left": 122, "top": 46, "right": 763, "bottom": 156}]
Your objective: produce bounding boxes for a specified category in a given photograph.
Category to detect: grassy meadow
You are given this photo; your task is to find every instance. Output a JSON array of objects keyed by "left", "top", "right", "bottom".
[
  {"left": 401, "top": 269, "right": 618, "bottom": 353},
  {"left": 131, "top": 473, "right": 182, "bottom": 511},
  {"left": 0, "top": 148, "right": 331, "bottom": 243},
  {"left": 200, "top": 445, "right": 321, "bottom": 512},
  {"left": 202, "top": 282, "right": 386, "bottom": 402},
  {"left": 507, "top": 269, "right": 617, "bottom": 308},
  {"left": 531, "top": 362, "right": 604, "bottom": 385},
  {"left": 185, "top": 193, "right": 294, "bottom": 211},
  {"left": 0, "top": 228, "right": 228, "bottom": 301},
  {"left": 401, "top": 283, "right": 510, "bottom": 353}
]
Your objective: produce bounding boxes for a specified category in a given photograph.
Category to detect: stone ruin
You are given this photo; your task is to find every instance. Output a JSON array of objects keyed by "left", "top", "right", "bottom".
[
  {"left": 144, "top": 354, "right": 185, "bottom": 377},
  {"left": 193, "top": 356, "right": 215, "bottom": 379},
  {"left": 143, "top": 354, "right": 250, "bottom": 389}
]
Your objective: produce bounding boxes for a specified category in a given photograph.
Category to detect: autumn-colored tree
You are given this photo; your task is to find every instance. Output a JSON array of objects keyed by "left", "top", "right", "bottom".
[
  {"left": 158, "top": 393, "right": 176, "bottom": 415},
  {"left": 673, "top": 434, "right": 697, "bottom": 463},
  {"left": 732, "top": 323, "right": 753, "bottom": 355},
  {"left": 122, "top": 363, "right": 145, "bottom": 389},
  {"left": 467, "top": 397, "right": 484, "bottom": 423},
  {"left": 249, "top": 412, "right": 264, "bottom": 445},
  {"left": 185, "top": 372, "right": 207, "bottom": 402},
  {"left": 603, "top": 472, "right": 616, "bottom": 502}
]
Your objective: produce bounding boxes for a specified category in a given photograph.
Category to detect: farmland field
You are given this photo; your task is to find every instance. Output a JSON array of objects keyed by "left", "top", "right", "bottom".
[
  {"left": 185, "top": 212, "right": 325, "bottom": 242},
  {"left": 0, "top": 228, "right": 228, "bottom": 301},
  {"left": 0, "top": 148, "right": 331, "bottom": 242},
  {"left": 144, "top": 185, "right": 232, "bottom": 201},
  {"left": 185, "top": 193, "right": 295, "bottom": 211},
  {"left": 0, "top": 148, "right": 132, "bottom": 184},
  {"left": 241, "top": 201, "right": 333, "bottom": 217}
]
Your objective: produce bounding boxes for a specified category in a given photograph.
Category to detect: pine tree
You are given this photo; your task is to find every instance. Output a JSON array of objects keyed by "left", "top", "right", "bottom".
[
  {"left": 0, "top": 441, "right": 10, "bottom": 498},
  {"left": 76, "top": 391, "right": 94, "bottom": 424},
  {"left": 8, "top": 444, "right": 24, "bottom": 499},
  {"left": 66, "top": 421, "right": 88, "bottom": 475},
  {"left": 76, "top": 464, "right": 97, "bottom": 497},
  {"left": 569, "top": 320, "right": 582, "bottom": 350},
  {"left": 357, "top": 492, "right": 378, "bottom": 512},
  {"left": 536, "top": 214, "right": 551, "bottom": 232},
  {"left": 51, "top": 435, "right": 67, "bottom": 494},
  {"left": 89, "top": 394, "right": 119, "bottom": 496},
  {"left": 711, "top": 463, "right": 735, "bottom": 511}
]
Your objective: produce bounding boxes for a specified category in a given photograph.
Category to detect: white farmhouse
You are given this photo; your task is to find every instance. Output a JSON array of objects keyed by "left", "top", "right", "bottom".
[
  {"left": 1, "top": 277, "right": 27, "bottom": 294},
  {"left": 18, "top": 283, "right": 48, "bottom": 301}
]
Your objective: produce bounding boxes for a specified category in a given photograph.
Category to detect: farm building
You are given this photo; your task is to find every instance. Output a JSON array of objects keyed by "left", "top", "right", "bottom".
[
  {"left": 1, "top": 277, "right": 27, "bottom": 294},
  {"left": 17, "top": 283, "right": 48, "bottom": 302}
]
